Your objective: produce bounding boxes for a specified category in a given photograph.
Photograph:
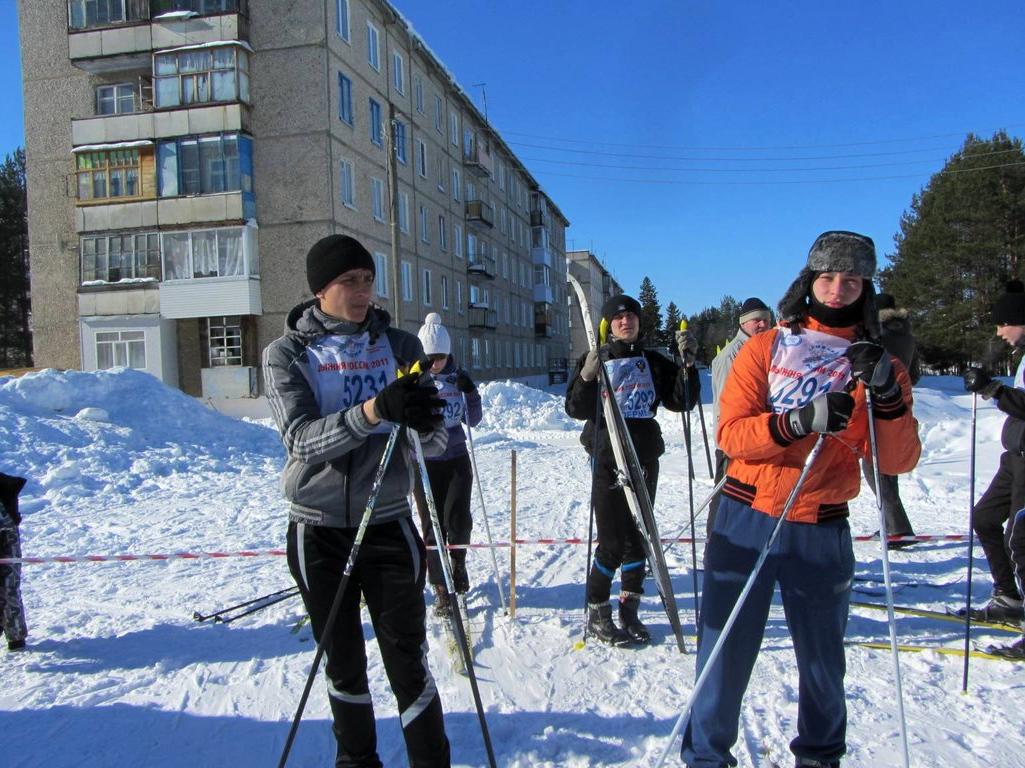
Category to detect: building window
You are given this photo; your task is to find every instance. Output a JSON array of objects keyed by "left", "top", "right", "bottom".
[
  {"left": 394, "top": 120, "right": 407, "bottom": 164},
  {"left": 340, "top": 159, "right": 355, "bottom": 208},
  {"left": 81, "top": 232, "right": 160, "bottom": 283},
  {"left": 374, "top": 252, "right": 389, "bottom": 297},
  {"left": 414, "top": 75, "right": 424, "bottom": 113},
  {"left": 436, "top": 156, "right": 446, "bottom": 192},
  {"left": 422, "top": 268, "right": 432, "bottom": 306},
  {"left": 454, "top": 223, "right": 463, "bottom": 259},
  {"left": 68, "top": 0, "right": 150, "bottom": 30},
  {"left": 338, "top": 72, "right": 353, "bottom": 124},
  {"left": 434, "top": 95, "right": 443, "bottom": 133},
  {"left": 401, "top": 261, "right": 413, "bottom": 302},
  {"left": 419, "top": 205, "right": 429, "bottom": 243},
  {"left": 451, "top": 169, "right": 461, "bottom": 201},
  {"left": 154, "top": 44, "right": 250, "bottom": 109},
  {"left": 161, "top": 226, "right": 250, "bottom": 280},
  {"left": 449, "top": 111, "right": 459, "bottom": 146},
  {"left": 371, "top": 177, "right": 384, "bottom": 221},
  {"left": 416, "top": 138, "right": 427, "bottom": 177},
  {"left": 95, "top": 83, "right": 137, "bottom": 116},
  {"left": 366, "top": 21, "right": 380, "bottom": 71},
  {"left": 157, "top": 133, "right": 250, "bottom": 197},
  {"left": 151, "top": 1, "right": 242, "bottom": 13},
  {"left": 336, "top": 0, "right": 350, "bottom": 40},
  {"left": 497, "top": 160, "right": 505, "bottom": 191},
  {"left": 96, "top": 330, "right": 146, "bottom": 370},
  {"left": 75, "top": 148, "right": 141, "bottom": 201},
  {"left": 207, "top": 316, "right": 243, "bottom": 367},
  {"left": 391, "top": 51, "right": 404, "bottom": 94},
  {"left": 438, "top": 214, "right": 447, "bottom": 251},
  {"left": 398, "top": 191, "right": 409, "bottom": 233},
  {"left": 471, "top": 337, "right": 481, "bottom": 368},
  {"left": 369, "top": 98, "right": 382, "bottom": 146},
  {"left": 441, "top": 274, "right": 449, "bottom": 309},
  {"left": 456, "top": 279, "right": 464, "bottom": 314},
  {"left": 485, "top": 338, "right": 492, "bottom": 368}
]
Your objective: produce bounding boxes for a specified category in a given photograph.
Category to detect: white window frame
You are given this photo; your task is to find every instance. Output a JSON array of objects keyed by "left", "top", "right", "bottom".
[
  {"left": 366, "top": 21, "right": 380, "bottom": 71},
  {"left": 456, "top": 279, "right": 464, "bottom": 314},
  {"left": 438, "top": 214, "right": 447, "bottom": 251},
  {"left": 451, "top": 169, "right": 461, "bottom": 202},
  {"left": 434, "top": 94, "right": 443, "bottom": 133},
  {"left": 371, "top": 176, "right": 385, "bottom": 222},
  {"left": 207, "top": 315, "right": 244, "bottom": 368},
  {"left": 401, "top": 260, "right": 413, "bottom": 302},
  {"left": 338, "top": 71, "right": 353, "bottom": 125},
  {"left": 449, "top": 110, "right": 459, "bottom": 146},
  {"left": 374, "top": 252, "right": 389, "bottom": 297},
  {"left": 369, "top": 98, "right": 383, "bottom": 146},
  {"left": 416, "top": 138, "right": 427, "bottom": 178},
  {"left": 422, "top": 268, "right": 432, "bottom": 306},
  {"left": 340, "top": 158, "right": 355, "bottom": 208},
  {"left": 441, "top": 274, "right": 449, "bottom": 309},
  {"left": 414, "top": 74, "right": 424, "bottom": 113},
  {"left": 419, "top": 205, "right": 430, "bottom": 243},
  {"left": 454, "top": 223, "right": 463, "bottom": 259},
  {"left": 336, "top": 0, "right": 350, "bottom": 41},
  {"left": 398, "top": 191, "right": 410, "bottom": 233},
  {"left": 391, "top": 50, "right": 404, "bottom": 94},
  {"left": 95, "top": 329, "right": 147, "bottom": 370}
]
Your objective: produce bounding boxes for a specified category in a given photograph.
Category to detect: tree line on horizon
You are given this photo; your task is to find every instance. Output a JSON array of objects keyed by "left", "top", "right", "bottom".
[{"left": 634, "top": 131, "right": 1025, "bottom": 375}]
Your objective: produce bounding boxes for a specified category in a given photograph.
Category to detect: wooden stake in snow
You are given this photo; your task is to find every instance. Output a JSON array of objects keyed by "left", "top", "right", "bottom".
[{"left": 510, "top": 449, "right": 517, "bottom": 618}]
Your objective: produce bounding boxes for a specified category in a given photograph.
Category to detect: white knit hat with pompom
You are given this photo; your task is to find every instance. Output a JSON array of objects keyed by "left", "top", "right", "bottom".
[{"left": 417, "top": 312, "right": 451, "bottom": 356}]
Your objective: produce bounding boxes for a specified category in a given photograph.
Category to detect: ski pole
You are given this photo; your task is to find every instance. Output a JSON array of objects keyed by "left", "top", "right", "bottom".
[
  {"left": 679, "top": 320, "right": 713, "bottom": 479},
  {"left": 662, "top": 476, "right": 726, "bottom": 558},
  {"left": 411, "top": 431, "right": 498, "bottom": 768},
  {"left": 864, "top": 388, "right": 911, "bottom": 768},
  {"left": 193, "top": 585, "right": 298, "bottom": 622},
  {"left": 577, "top": 378, "right": 603, "bottom": 649},
  {"left": 678, "top": 336, "right": 701, "bottom": 617},
  {"left": 962, "top": 391, "right": 978, "bottom": 693},
  {"left": 462, "top": 392, "right": 507, "bottom": 614},
  {"left": 215, "top": 589, "right": 301, "bottom": 625},
  {"left": 654, "top": 434, "right": 827, "bottom": 768},
  {"left": 277, "top": 425, "right": 402, "bottom": 768}
]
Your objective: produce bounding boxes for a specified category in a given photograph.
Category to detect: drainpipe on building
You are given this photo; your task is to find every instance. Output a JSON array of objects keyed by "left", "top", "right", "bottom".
[{"left": 386, "top": 105, "right": 402, "bottom": 328}]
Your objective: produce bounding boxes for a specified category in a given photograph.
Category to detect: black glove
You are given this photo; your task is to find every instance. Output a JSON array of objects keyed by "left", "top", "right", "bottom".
[
  {"left": 964, "top": 367, "right": 1003, "bottom": 399},
  {"left": 844, "top": 341, "right": 896, "bottom": 394},
  {"left": 786, "top": 391, "right": 856, "bottom": 437},
  {"left": 456, "top": 370, "right": 476, "bottom": 394},
  {"left": 372, "top": 373, "right": 444, "bottom": 431}
]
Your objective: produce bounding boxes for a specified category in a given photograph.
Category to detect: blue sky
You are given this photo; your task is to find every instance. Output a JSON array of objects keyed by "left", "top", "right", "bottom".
[{"left": 6, "top": 1, "right": 1025, "bottom": 317}]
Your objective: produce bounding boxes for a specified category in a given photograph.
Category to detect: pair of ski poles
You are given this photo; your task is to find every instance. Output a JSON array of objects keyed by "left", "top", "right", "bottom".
[{"left": 656, "top": 388, "right": 912, "bottom": 768}]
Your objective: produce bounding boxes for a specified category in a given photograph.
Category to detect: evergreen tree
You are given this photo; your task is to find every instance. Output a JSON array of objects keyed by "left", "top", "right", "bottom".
[
  {"left": 664, "top": 301, "right": 682, "bottom": 343},
  {"left": 685, "top": 295, "right": 739, "bottom": 364},
  {"left": 879, "top": 132, "right": 1025, "bottom": 373},
  {"left": 638, "top": 276, "right": 662, "bottom": 345},
  {"left": 0, "top": 148, "right": 31, "bottom": 368}
]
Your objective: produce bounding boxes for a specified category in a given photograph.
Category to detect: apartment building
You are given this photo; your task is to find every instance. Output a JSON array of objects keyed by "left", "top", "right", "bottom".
[
  {"left": 18, "top": 0, "right": 570, "bottom": 399},
  {"left": 566, "top": 249, "right": 622, "bottom": 362}
]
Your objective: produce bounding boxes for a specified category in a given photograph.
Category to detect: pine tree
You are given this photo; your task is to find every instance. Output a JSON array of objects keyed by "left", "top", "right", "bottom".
[
  {"left": 0, "top": 148, "right": 31, "bottom": 368},
  {"left": 664, "top": 301, "right": 682, "bottom": 343},
  {"left": 879, "top": 132, "right": 1025, "bottom": 373},
  {"left": 638, "top": 276, "right": 662, "bottom": 345}
]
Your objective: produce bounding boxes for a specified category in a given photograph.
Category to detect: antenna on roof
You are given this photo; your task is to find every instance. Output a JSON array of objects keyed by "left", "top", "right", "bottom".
[{"left": 471, "top": 82, "right": 489, "bottom": 125}]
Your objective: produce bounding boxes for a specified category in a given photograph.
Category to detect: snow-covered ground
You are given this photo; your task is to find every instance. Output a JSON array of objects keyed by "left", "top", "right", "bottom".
[{"left": 1, "top": 368, "right": 1022, "bottom": 768}]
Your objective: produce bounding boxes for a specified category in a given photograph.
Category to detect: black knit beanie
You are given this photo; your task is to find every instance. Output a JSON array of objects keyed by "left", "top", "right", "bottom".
[
  {"left": 306, "top": 234, "right": 375, "bottom": 295},
  {"left": 601, "top": 294, "right": 642, "bottom": 325},
  {"left": 993, "top": 280, "right": 1025, "bottom": 326}
]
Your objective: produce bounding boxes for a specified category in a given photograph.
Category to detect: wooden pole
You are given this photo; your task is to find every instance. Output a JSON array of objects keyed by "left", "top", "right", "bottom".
[{"left": 509, "top": 449, "right": 517, "bottom": 618}]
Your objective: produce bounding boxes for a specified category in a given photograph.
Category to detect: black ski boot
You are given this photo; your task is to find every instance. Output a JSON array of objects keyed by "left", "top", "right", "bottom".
[
  {"left": 452, "top": 560, "right": 470, "bottom": 595},
  {"left": 958, "top": 589, "right": 1024, "bottom": 623},
  {"left": 988, "top": 635, "right": 1025, "bottom": 660},
  {"left": 618, "top": 592, "right": 651, "bottom": 644},
  {"left": 587, "top": 602, "right": 632, "bottom": 647},
  {"left": 795, "top": 758, "right": 840, "bottom": 768},
  {"left": 433, "top": 584, "right": 452, "bottom": 618}
]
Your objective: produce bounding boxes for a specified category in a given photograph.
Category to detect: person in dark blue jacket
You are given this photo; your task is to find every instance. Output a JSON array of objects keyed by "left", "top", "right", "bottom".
[{"left": 412, "top": 313, "right": 483, "bottom": 615}]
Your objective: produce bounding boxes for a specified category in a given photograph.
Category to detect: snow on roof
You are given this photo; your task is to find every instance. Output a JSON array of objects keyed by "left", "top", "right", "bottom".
[
  {"left": 155, "top": 39, "right": 255, "bottom": 55},
  {"left": 152, "top": 10, "right": 198, "bottom": 21},
  {"left": 72, "top": 140, "right": 153, "bottom": 153}
]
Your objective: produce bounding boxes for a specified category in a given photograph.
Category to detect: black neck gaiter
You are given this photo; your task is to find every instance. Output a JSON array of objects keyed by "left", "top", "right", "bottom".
[{"left": 808, "top": 293, "right": 865, "bottom": 328}]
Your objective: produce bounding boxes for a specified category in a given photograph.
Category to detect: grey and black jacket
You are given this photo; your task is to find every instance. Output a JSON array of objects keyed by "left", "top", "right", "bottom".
[{"left": 263, "top": 300, "right": 446, "bottom": 528}]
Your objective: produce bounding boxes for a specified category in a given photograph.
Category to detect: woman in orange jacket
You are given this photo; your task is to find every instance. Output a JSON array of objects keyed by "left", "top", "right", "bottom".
[{"left": 681, "top": 231, "right": 921, "bottom": 768}]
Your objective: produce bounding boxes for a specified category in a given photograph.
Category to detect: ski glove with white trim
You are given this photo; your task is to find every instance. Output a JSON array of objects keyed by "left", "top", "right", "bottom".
[
  {"left": 675, "top": 329, "right": 698, "bottom": 366},
  {"left": 964, "top": 367, "right": 1004, "bottom": 399},
  {"left": 844, "top": 341, "right": 897, "bottom": 395},
  {"left": 372, "top": 373, "right": 445, "bottom": 432},
  {"left": 580, "top": 349, "right": 601, "bottom": 382},
  {"left": 771, "top": 391, "right": 855, "bottom": 445}
]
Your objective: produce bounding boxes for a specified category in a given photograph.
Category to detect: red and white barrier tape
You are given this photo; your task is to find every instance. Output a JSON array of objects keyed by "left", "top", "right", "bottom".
[{"left": 0, "top": 533, "right": 972, "bottom": 566}]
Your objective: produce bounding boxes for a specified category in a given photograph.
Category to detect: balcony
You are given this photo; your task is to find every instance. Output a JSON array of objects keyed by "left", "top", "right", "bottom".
[
  {"left": 467, "top": 254, "right": 497, "bottom": 280},
  {"left": 159, "top": 276, "right": 262, "bottom": 319},
  {"left": 465, "top": 199, "right": 494, "bottom": 228},
  {"left": 531, "top": 244, "right": 554, "bottom": 267},
  {"left": 533, "top": 284, "right": 554, "bottom": 304},
  {"left": 72, "top": 103, "right": 250, "bottom": 146},
  {"left": 468, "top": 306, "right": 497, "bottom": 329},
  {"left": 534, "top": 302, "right": 554, "bottom": 338},
  {"left": 463, "top": 141, "right": 494, "bottom": 178},
  {"left": 530, "top": 209, "right": 545, "bottom": 227},
  {"left": 75, "top": 191, "right": 248, "bottom": 233}
]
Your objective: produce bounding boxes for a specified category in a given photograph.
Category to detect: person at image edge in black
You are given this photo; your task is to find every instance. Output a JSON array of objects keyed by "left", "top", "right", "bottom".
[{"left": 565, "top": 293, "right": 700, "bottom": 645}]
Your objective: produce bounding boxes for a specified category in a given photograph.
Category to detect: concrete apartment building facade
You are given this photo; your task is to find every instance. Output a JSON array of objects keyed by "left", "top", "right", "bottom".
[
  {"left": 19, "top": 0, "right": 570, "bottom": 399},
  {"left": 566, "top": 249, "right": 622, "bottom": 362}
]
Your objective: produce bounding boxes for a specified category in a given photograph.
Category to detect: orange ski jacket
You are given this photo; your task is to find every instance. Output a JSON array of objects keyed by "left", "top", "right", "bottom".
[{"left": 717, "top": 318, "right": 921, "bottom": 524}]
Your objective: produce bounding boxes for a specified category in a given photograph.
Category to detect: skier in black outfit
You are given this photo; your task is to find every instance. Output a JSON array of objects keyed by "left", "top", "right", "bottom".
[
  {"left": 962, "top": 280, "right": 1025, "bottom": 624},
  {"left": 263, "top": 234, "right": 451, "bottom": 767},
  {"left": 565, "top": 294, "right": 701, "bottom": 645}
]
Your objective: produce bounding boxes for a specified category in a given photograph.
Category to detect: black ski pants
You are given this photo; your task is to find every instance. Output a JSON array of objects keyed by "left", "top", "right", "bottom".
[
  {"left": 861, "top": 458, "right": 915, "bottom": 536},
  {"left": 412, "top": 453, "right": 473, "bottom": 586},
  {"left": 287, "top": 519, "right": 450, "bottom": 768},
  {"left": 586, "top": 456, "right": 659, "bottom": 604},
  {"left": 972, "top": 450, "right": 1025, "bottom": 597}
]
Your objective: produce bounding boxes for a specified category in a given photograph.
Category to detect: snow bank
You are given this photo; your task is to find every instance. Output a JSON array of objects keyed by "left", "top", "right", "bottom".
[{"left": 476, "top": 379, "right": 577, "bottom": 432}]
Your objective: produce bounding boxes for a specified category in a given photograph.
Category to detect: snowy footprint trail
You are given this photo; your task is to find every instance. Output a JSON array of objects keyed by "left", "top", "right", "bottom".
[{"left": 2, "top": 370, "right": 1024, "bottom": 767}]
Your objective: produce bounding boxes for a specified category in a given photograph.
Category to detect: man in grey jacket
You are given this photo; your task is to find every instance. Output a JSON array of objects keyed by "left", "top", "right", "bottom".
[
  {"left": 707, "top": 297, "right": 772, "bottom": 528},
  {"left": 263, "top": 234, "right": 451, "bottom": 767}
]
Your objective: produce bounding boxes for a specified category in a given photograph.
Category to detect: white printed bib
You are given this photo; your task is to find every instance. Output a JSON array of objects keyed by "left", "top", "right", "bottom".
[
  {"left": 434, "top": 373, "right": 466, "bottom": 429},
  {"left": 604, "top": 356, "right": 657, "bottom": 419},
  {"left": 306, "top": 332, "right": 396, "bottom": 432},
  {"left": 1015, "top": 354, "right": 1025, "bottom": 391},
  {"left": 766, "top": 328, "right": 851, "bottom": 414}
]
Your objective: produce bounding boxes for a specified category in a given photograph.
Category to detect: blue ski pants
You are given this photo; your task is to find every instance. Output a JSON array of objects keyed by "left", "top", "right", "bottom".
[{"left": 681, "top": 496, "right": 854, "bottom": 768}]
